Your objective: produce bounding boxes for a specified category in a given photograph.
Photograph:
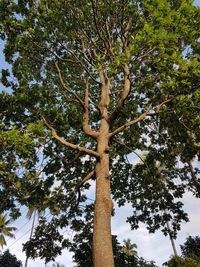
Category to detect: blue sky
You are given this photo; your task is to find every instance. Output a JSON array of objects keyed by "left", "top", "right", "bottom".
[{"left": 0, "top": 2, "right": 200, "bottom": 267}]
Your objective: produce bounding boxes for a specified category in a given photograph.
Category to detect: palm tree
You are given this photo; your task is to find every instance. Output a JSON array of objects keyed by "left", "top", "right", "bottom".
[
  {"left": 0, "top": 214, "right": 16, "bottom": 249},
  {"left": 122, "top": 239, "right": 138, "bottom": 267},
  {"left": 24, "top": 206, "right": 45, "bottom": 267},
  {"left": 122, "top": 238, "right": 138, "bottom": 258}
]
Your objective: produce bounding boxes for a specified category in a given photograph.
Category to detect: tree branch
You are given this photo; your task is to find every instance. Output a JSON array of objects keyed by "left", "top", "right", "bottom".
[
  {"left": 42, "top": 116, "right": 100, "bottom": 158},
  {"left": 113, "top": 137, "right": 146, "bottom": 165},
  {"left": 109, "top": 98, "right": 174, "bottom": 138},
  {"left": 146, "top": 98, "right": 175, "bottom": 116},
  {"left": 82, "top": 79, "right": 99, "bottom": 138},
  {"left": 90, "top": 0, "right": 112, "bottom": 58},
  {"left": 156, "top": 98, "right": 174, "bottom": 113},
  {"left": 78, "top": 170, "right": 95, "bottom": 189},
  {"left": 108, "top": 64, "right": 131, "bottom": 123},
  {"left": 55, "top": 62, "right": 85, "bottom": 109},
  {"left": 109, "top": 108, "right": 150, "bottom": 138},
  {"left": 57, "top": 41, "right": 100, "bottom": 85},
  {"left": 74, "top": 170, "right": 95, "bottom": 208}
]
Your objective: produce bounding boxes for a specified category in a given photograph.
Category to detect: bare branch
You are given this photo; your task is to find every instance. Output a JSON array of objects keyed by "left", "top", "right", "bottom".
[
  {"left": 42, "top": 116, "right": 100, "bottom": 158},
  {"left": 90, "top": 0, "right": 113, "bottom": 58},
  {"left": 83, "top": 79, "right": 99, "bottom": 138},
  {"left": 156, "top": 98, "right": 174, "bottom": 113},
  {"left": 108, "top": 64, "right": 131, "bottom": 123},
  {"left": 57, "top": 41, "right": 100, "bottom": 85},
  {"left": 146, "top": 98, "right": 174, "bottom": 116},
  {"left": 109, "top": 98, "right": 174, "bottom": 138},
  {"left": 55, "top": 62, "right": 85, "bottom": 109},
  {"left": 78, "top": 170, "right": 95, "bottom": 189},
  {"left": 135, "top": 48, "right": 156, "bottom": 62},
  {"left": 74, "top": 169, "right": 95, "bottom": 208},
  {"left": 109, "top": 108, "right": 150, "bottom": 138},
  {"left": 113, "top": 137, "right": 146, "bottom": 164}
]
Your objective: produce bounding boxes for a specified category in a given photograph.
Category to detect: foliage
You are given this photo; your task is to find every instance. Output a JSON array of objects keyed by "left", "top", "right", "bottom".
[
  {"left": 163, "top": 255, "right": 200, "bottom": 267},
  {"left": 0, "top": 0, "right": 200, "bottom": 263},
  {"left": 180, "top": 235, "right": 200, "bottom": 259},
  {"left": 0, "top": 250, "right": 22, "bottom": 267},
  {"left": 138, "top": 258, "right": 158, "bottom": 267},
  {"left": 47, "top": 262, "right": 65, "bottom": 267},
  {"left": 0, "top": 214, "right": 16, "bottom": 249}
]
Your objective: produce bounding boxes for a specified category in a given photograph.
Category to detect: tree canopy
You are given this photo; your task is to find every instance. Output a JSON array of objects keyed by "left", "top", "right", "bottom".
[{"left": 0, "top": 0, "right": 200, "bottom": 266}]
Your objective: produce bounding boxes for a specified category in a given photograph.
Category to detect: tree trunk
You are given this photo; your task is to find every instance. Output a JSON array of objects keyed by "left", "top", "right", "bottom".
[
  {"left": 165, "top": 209, "right": 178, "bottom": 257},
  {"left": 25, "top": 210, "right": 36, "bottom": 267},
  {"left": 93, "top": 132, "right": 114, "bottom": 266},
  {"left": 93, "top": 75, "right": 114, "bottom": 267},
  {"left": 166, "top": 219, "right": 178, "bottom": 257}
]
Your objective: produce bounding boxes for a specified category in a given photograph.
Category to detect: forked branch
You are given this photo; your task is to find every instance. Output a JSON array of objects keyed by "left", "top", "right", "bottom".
[
  {"left": 83, "top": 79, "right": 99, "bottom": 139},
  {"left": 109, "top": 98, "right": 174, "bottom": 138},
  {"left": 42, "top": 116, "right": 100, "bottom": 158},
  {"left": 108, "top": 64, "right": 131, "bottom": 123}
]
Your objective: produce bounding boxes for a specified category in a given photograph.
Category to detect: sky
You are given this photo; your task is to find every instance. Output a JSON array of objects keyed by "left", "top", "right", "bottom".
[{"left": 0, "top": 1, "right": 200, "bottom": 266}]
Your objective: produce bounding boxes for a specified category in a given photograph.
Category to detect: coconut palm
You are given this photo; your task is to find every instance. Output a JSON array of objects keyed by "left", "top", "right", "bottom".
[
  {"left": 24, "top": 206, "right": 45, "bottom": 267},
  {"left": 122, "top": 239, "right": 138, "bottom": 267},
  {"left": 122, "top": 238, "right": 138, "bottom": 257},
  {"left": 0, "top": 214, "right": 16, "bottom": 249}
]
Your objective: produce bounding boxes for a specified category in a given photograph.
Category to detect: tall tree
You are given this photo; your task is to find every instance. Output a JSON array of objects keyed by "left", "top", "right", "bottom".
[
  {"left": 0, "top": 1, "right": 200, "bottom": 266},
  {"left": 0, "top": 214, "right": 16, "bottom": 249}
]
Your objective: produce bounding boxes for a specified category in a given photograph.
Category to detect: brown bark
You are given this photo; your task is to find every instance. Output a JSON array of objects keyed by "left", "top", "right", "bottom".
[{"left": 93, "top": 72, "right": 114, "bottom": 267}]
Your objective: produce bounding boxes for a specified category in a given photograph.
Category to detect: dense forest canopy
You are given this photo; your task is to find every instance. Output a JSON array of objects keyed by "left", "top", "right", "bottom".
[{"left": 0, "top": 0, "right": 200, "bottom": 266}]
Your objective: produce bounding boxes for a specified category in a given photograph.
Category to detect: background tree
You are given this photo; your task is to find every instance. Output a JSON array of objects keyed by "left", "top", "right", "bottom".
[
  {"left": 122, "top": 238, "right": 138, "bottom": 258},
  {"left": 163, "top": 255, "right": 200, "bottom": 267},
  {"left": 180, "top": 235, "right": 200, "bottom": 260},
  {"left": 164, "top": 236, "right": 200, "bottom": 267},
  {"left": 0, "top": 250, "right": 22, "bottom": 267},
  {"left": 122, "top": 239, "right": 138, "bottom": 267},
  {"left": 0, "top": 214, "right": 16, "bottom": 249},
  {"left": 0, "top": 1, "right": 200, "bottom": 266}
]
